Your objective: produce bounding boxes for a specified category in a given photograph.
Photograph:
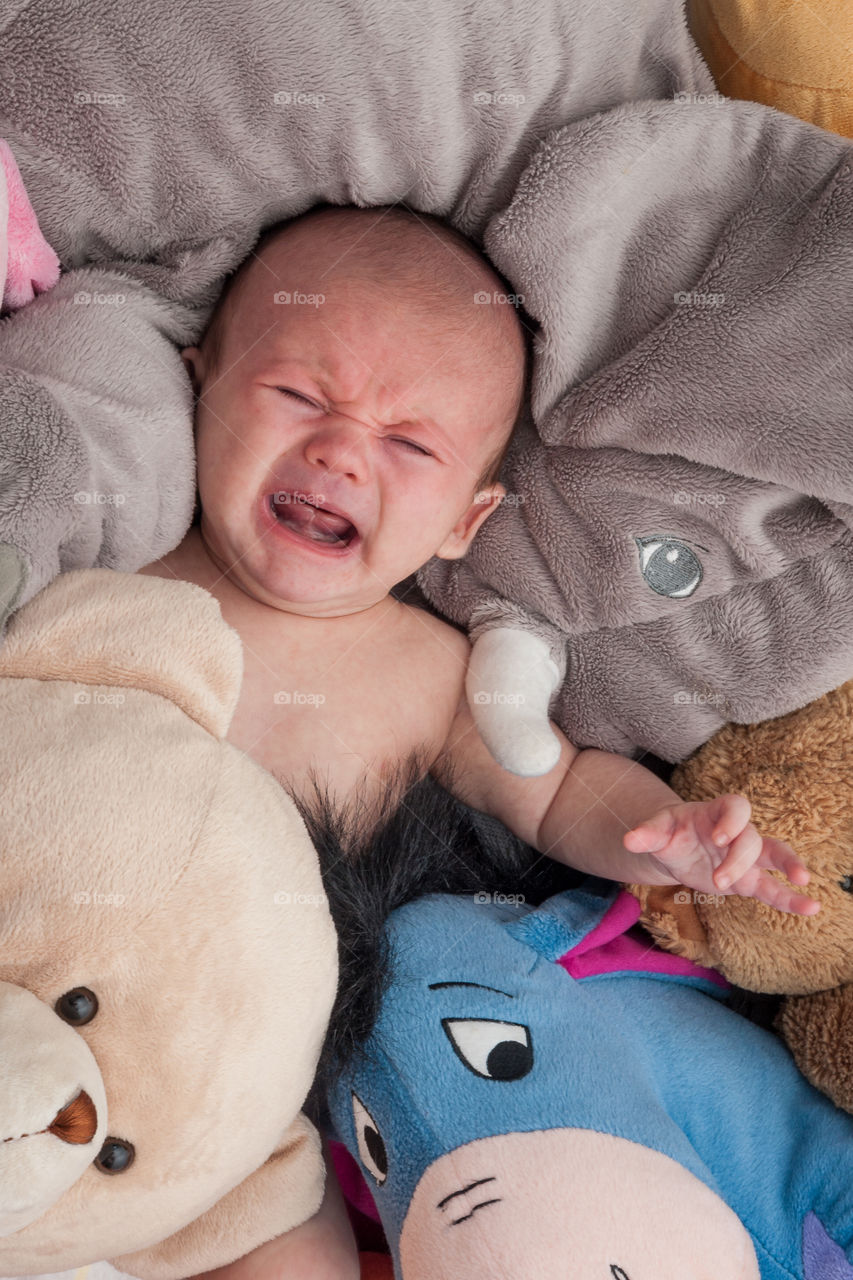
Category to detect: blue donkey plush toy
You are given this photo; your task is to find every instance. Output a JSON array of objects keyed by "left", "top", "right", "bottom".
[{"left": 326, "top": 880, "right": 853, "bottom": 1279}]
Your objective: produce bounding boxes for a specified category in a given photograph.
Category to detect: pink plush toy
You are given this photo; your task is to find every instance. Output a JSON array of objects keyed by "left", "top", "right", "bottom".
[{"left": 0, "top": 139, "right": 60, "bottom": 312}]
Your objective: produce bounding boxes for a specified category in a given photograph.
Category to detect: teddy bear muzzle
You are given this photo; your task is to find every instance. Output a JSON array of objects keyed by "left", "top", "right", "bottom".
[{"left": 0, "top": 981, "right": 108, "bottom": 1236}]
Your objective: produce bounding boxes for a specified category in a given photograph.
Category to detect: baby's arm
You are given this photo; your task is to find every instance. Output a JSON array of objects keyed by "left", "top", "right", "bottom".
[
  {"left": 186, "top": 1144, "right": 360, "bottom": 1280},
  {"left": 438, "top": 700, "right": 819, "bottom": 914}
]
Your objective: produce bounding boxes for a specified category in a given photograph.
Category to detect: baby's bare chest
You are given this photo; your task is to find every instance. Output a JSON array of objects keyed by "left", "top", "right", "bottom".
[{"left": 226, "top": 612, "right": 466, "bottom": 806}]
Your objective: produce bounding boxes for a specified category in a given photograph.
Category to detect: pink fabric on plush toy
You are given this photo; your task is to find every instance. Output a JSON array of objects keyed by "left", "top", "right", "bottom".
[
  {"left": 330, "top": 1142, "right": 381, "bottom": 1225},
  {"left": 0, "top": 139, "right": 60, "bottom": 312},
  {"left": 556, "top": 889, "right": 730, "bottom": 987}
]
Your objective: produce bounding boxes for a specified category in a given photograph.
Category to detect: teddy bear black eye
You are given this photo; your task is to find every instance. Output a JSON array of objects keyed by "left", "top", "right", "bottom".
[
  {"left": 55, "top": 987, "right": 99, "bottom": 1026},
  {"left": 94, "top": 1138, "right": 135, "bottom": 1174},
  {"left": 839, "top": 876, "right": 853, "bottom": 893}
]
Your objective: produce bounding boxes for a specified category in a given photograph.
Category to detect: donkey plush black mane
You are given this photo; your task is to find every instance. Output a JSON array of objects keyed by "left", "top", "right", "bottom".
[{"left": 297, "top": 755, "right": 581, "bottom": 1092}]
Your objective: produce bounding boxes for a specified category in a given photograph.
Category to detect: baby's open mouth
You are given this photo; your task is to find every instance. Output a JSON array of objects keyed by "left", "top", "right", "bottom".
[{"left": 269, "top": 493, "right": 357, "bottom": 548}]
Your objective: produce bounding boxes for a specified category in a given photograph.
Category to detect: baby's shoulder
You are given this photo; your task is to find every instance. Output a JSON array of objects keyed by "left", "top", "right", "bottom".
[
  {"left": 376, "top": 602, "right": 470, "bottom": 719},
  {"left": 397, "top": 601, "right": 470, "bottom": 663}
]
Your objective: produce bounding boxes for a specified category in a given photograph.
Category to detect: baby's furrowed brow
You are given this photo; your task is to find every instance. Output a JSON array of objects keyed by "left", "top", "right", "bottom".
[{"left": 264, "top": 356, "right": 457, "bottom": 445}]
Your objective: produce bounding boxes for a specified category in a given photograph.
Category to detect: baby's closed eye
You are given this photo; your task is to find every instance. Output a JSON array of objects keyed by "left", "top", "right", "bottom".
[
  {"left": 389, "top": 436, "right": 433, "bottom": 456},
  {"left": 277, "top": 386, "right": 322, "bottom": 408}
]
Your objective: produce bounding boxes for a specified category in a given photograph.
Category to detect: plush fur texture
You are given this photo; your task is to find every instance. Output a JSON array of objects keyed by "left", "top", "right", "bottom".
[{"left": 0, "top": 0, "right": 710, "bottom": 633}]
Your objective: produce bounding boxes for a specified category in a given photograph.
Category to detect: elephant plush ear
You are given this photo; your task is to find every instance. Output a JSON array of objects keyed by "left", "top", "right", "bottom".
[
  {"left": 111, "top": 1115, "right": 325, "bottom": 1280},
  {"left": 628, "top": 882, "right": 715, "bottom": 966},
  {"left": 0, "top": 569, "right": 243, "bottom": 738}
]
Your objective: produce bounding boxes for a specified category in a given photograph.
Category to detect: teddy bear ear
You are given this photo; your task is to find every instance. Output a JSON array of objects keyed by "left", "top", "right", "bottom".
[
  {"left": 110, "top": 1114, "right": 326, "bottom": 1280},
  {"left": 0, "top": 569, "right": 243, "bottom": 738}
]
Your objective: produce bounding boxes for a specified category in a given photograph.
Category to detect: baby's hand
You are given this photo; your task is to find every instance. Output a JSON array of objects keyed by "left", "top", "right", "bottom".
[{"left": 623, "top": 794, "right": 820, "bottom": 915}]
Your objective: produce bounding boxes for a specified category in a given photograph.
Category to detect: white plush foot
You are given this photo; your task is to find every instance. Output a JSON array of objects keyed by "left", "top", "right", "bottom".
[
  {"left": 484, "top": 712, "right": 563, "bottom": 777},
  {"left": 466, "top": 628, "right": 563, "bottom": 777}
]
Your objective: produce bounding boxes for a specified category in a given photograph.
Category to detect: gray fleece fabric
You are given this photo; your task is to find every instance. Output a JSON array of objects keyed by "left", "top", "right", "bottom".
[
  {"left": 0, "top": 0, "right": 710, "bottom": 616},
  {"left": 418, "top": 103, "right": 853, "bottom": 761},
  {"left": 1, "top": 0, "right": 849, "bottom": 763}
]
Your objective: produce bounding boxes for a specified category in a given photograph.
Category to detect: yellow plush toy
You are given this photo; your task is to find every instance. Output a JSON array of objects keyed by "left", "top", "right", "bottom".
[
  {"left": 687, "top": 0, "right": 853, "bottom": 137},
  {"left": 0, "top": 569, "right": 338, "bottom": 1278},
  {"left": 630, "top": 678, "right": 853, "bottom": 1113}
]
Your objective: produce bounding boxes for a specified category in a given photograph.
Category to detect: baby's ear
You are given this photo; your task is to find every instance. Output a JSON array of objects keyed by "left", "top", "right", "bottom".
[
  {"left": 435, "top": 483, "right": 505, "bottom": 561},
  {"left": 180, "top": 345, "right": 205, "bottom": 393}
]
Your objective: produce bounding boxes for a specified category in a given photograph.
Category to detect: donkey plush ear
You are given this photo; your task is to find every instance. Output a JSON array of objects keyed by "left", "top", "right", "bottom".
[{"left": 112, "top": 1115, "right": 325, "bottom": 1280}]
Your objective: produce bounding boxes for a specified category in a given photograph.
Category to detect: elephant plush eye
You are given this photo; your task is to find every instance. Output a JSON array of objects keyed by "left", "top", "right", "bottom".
[
  {"left": 442, "top": 1018, "right": 533, "bottom": 1081},
  {"left": 94, "top": 1138, "right": 135, "bottom": 1174},
  {"left": 55, "top": 987, "right": 98, "bottom": 1026},
  {"left": 635, "top": 535, "right": 703, "bottom": 598},
  {"left": 352, "top": 1094, "right": 388, "bottom": 1186}
]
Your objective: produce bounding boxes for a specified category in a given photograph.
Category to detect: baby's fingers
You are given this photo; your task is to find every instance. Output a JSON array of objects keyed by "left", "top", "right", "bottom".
[
  {"left": 713, "top": 823, "right": 763, "bottom": 889},
  {"left": 757, "top": 838, "right": 811, "bottom": 886},
  {"left": 709, "top": 793, "right": 752, "bottom": 847},
  {"left": 623, "top": 809, "right": 677, "bottom": 854},
  {"left": 747, "top": 869, "right": 821, "bottom": 917}
]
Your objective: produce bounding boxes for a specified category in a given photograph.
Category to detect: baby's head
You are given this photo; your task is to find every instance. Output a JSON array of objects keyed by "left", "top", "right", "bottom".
[{"left": 183, "top": 204, "right": 528, "bottom": 616}]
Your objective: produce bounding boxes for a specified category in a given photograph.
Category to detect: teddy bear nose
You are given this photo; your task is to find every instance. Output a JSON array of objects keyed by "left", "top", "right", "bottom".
[{"left": 47, "top": 1091, "right": 98, "bottom": 1145}]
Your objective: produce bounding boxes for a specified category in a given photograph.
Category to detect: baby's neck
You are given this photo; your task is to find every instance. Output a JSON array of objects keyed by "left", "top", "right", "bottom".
[{"left": 139, "top": 525, "right": 401, "bottom": 634}]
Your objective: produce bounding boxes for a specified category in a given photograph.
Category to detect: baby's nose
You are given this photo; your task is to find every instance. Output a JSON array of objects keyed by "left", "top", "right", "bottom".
[{"left": 304, "top": 417, "right": 370, "bottom": 480}]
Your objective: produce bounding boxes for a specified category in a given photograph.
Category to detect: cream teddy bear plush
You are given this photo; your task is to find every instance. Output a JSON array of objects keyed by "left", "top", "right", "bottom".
[{"left": 0, "top": 568, "right": 337, "bottom": 1279}]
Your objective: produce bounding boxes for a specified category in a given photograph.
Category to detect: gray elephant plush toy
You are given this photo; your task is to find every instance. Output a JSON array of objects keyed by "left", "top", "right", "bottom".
[{"left": 417, "top": 103, "right": 853, "bottom": 772}]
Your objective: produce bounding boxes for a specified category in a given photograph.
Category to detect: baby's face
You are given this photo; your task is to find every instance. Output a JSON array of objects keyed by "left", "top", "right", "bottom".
[{"left": 186, "top": 232, "right": 521, "bottom": 617}]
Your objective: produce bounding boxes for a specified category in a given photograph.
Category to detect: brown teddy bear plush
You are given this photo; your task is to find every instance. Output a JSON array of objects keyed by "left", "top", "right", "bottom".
[
  {"left": 629, "top": 678, "right": 853, "bottom": 1112},
  {"left": 0, "top": 568, "right": 338, "bottom": 1278}
]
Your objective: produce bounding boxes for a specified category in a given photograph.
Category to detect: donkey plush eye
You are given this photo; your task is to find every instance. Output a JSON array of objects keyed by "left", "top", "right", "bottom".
[
  {"left": 352, "top": 1093, "right": 388, "bottom": 1185},
  {"left": 442, "top": 1018, "right": 533, "bottom": 1081}
]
